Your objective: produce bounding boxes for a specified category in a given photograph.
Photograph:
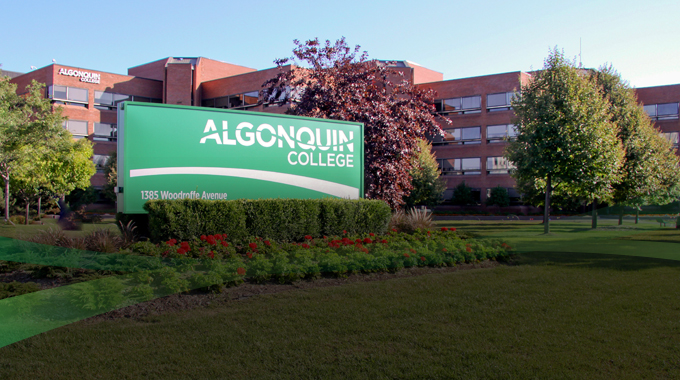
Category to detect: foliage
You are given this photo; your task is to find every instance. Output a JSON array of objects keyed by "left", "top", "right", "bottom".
[
  {"left": 0, "top": 281, "right": 41, "bottom": 300},
  {"left": 486, "top": 185, "right": 510, "bottom": 207},
  {"left": 0, "top": 78, "right": 66, "bottom": 220},
  {"left": 403, "top": 139, "right": 446, "bottom": 208},
  {"left": 143, "top": 198, "right": 392, "bottom": 243},
  {"left": 261, "top": 37, "right": 446, "bottom": 208},
  {"left": 590, "top": 66, "right": 680, "bottom": 213},
  {"left": 451, "top": 181, "right": 475, "bottom": 206},
  {"left": 65, "top": 186, "right": 97, "bottom": 210},
  {"left": 507, "top": 49, "right": 625, "bottom": 232},
  {"left": 102, "top": 150, "right": 117, "bottom": 202},
  {"left": 389, "top": 208, "right": 436, "bottom": 233}
]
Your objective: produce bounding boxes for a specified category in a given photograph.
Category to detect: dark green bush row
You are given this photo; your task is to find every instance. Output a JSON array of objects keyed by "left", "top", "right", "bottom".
[
  {"left": 142, "top": 198, "right": 391, "bottom": 243},
  {"left": 0, "top": 281, "right": 40, "bottom": 300}
]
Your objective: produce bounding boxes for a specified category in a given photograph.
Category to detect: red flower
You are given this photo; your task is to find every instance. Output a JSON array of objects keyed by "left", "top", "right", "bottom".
[
  {"left": 391, "top": 228, "right": 398, "bottom": 232},
  {"left": 449, "top": 227, "right": 456, "bottom": 231},
  {"left": 441, "top": 227, "right": 447, "bottom": 231},
  {"left": 207, "top": 236, "right": 217, "bottom": 245},
  {"left": 355, "top": 239, "right": 362, "bottom": 244},
  {"left": 237, "top": 267, "right": 246, "bottom": 275},
  {"left": 305, "top": 235, "right": 313, "bottom": 240},
  {"left": 403, "top": 253, "right": 410, "bottom": 258},
  {"left": 208, "top": 251, "right": 215, "bottom": 259},
  {"left": 343, "top": 230, "right": 347, "bottom": 234},
  {"left": 442, "top": 248, "right": 448, "bottom": 252},
  {"left": 215, "top": 234, "right": 222, "bottom": 241},
  {"left": 246, "top": 252, "right": 253, "bottom": 259},
  {"left": 161, "top": 250, "right": 169, "bottom": 257},
  {"left": 221, "top": 241, "right": 229, "bottom": 247},
  {"left": 380, "top": 239, "right": 388, "bottom": 244},
  {"left": 466, "top": 247, "right": 472, "bottom": 252},
  {"left": 166, "top": 239, "right": 177, "bottom": 246},
  {"left": 177, "top": 248, "right": 187, "bottom": 255},
  {"left": 410, "top": 249, "right": 417, "bottom": 254},
  {"left": 264, "top": 240, "right": 271, "bottom": 246},
  {"left": 361, "top": 247, "right": 369, "bottom": 254},
  {"left": 369, "top": 233, "right": 375, "bottom": 237},
  {"left": 420, "top": 256, "right": 426, "bottom": 262},
  {"left": 301, "top": 243, "right": 310, "bottom": 249},
  {"left": 200, "top": 235, "right": 207, "bottom": 241},
  {"left": 363, "top": 237, "right": 372, "bottom": 244},
  {"left": 248, "top": 242, "right": 258, "bottom": 250},
  {"left": 427, "top": 231, "right": 431, "bottom": 235}
]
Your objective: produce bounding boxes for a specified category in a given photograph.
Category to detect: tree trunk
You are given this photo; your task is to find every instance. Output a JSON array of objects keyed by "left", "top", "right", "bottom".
[
  {"left": 38, "top": 197, "right": 42, "bottom": 219},
  {"left": 25, "top": 200, "right": 29, "bottom": 225},
  {"left": 591, "top": 199, "right": 598, "bottom": 229},
  {"left": 544, "top": 174, "right": 551, "bottom": 234},
  {"left": 4, "top": 176, "right": 9, "bottom": 221},
  {"left": 618, "top": 206, "right": 623, "bottom": 225},
  {"left": 635, "top": 208, "right": 639, "bottom": 224}
]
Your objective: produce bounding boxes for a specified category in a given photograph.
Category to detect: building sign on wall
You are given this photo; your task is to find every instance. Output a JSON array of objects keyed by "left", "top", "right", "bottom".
[
  {"left": 117, "top": 103, "right": 364, "bottom": 213},
  {"left": 58, "top": 68, "right": 101, "bottom": 84}
]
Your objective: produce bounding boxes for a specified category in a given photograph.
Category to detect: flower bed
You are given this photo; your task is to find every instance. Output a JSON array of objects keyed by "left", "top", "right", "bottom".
[{"left": 126, "top": 228, "right": 513, "bottom": 291}]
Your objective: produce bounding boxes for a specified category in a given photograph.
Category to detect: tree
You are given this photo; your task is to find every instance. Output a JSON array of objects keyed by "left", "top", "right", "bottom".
[
  {"left": 506, "top": 49, "right": 625, "bottom": 233},
  {"left": 451, "top": 181, "right": 475, "bottom": 206},
  {"left": 590, "top": 66, "right": 680, "bottom": 224},
  {"left": 261, "top": 38, "right": 446, "bottom": 208},
  {"left": 403, "top": 139, "right": 446, "bottom": 208},
  {"left": 486, "top": 185, "right": 510, "bottom": 207},
  {"left": 0, "top": 78, "right": 65, "bottom": 221},
  {"left": 102, "top": 150, "right": 118, "bottom": 202}
]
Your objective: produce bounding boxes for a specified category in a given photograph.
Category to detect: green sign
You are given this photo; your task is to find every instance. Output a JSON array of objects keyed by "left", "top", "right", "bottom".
[{"left": 117, "top": 103, "right": 364, "bottom": 213}]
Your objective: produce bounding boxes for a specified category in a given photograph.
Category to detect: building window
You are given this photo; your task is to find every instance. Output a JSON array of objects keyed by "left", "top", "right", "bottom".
[
  {"left": 486, "top": 91, "right": 516, "bottom": 112},
  {"left": 93, "top": 154, "right": 110, "bottom": 173},
  {"left": 63, "top": 120, "right": 88, "bottom": 139},
  {"left": 644, "top": 103, "right": 679, "bottom": 120},
  {"left": 202, "top": 91, "right": 260, "bottom": 110},
  {"left": 486, "top": 156, "right": 515, "bottom": 174},
  {"left": 434, "top": 95, "right": 482, "bottom": 115},
  {"left": 94, "top": 123, "right": 117, "bottom": 142},
  {"left": 95, "top": 91, "right": 160, "bottom": 110},
  {"left": 663, "top": 132, "right": 679, "bottom": 148},
  {"left": 433, "top": 126, "right": 481, "bottom": 145},
  {"left": 438, "top": 157, "right": 481, "bottom": 175},
  {"left": 486, "top": 124, "right": 517, "bottom": 143},
  {"left": 48, "top": 85, "right": 88, "bottom": 107}
]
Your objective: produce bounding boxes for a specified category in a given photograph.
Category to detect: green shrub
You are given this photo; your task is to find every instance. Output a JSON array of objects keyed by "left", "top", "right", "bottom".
[
  {"left": 0, "top": 281, "right": 41, "bottom": 300},
  {"left": 452, "top": 181, "right": 475, "bottom": 206},
  {"left": 142, "top": 198, "right": 391, "bottom": 243},
  {"left": 9, "top": 215, "right": 25, "bottom": 225},
  {"left": 486, "top": 186, "right": 510, "bottom": 207}
]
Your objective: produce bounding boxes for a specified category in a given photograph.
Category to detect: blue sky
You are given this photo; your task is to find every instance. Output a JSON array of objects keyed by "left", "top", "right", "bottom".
[{"left": 2, "top": 0, "right": 679, "bottom": 88}]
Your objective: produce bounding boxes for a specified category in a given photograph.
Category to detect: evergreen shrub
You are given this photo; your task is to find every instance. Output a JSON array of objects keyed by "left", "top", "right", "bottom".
[{"left": 142, "top": 198, "right": 391, "bottom": 243}]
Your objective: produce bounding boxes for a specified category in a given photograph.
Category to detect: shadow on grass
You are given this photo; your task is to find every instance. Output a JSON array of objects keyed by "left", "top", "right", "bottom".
[{"left": 518, "top": 251, "right": 680, "bottom": 271}]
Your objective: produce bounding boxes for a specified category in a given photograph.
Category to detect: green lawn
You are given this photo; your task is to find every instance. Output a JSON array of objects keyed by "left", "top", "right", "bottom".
[{"left": 0, "top": 219, "right": 679, "bottom": 378}]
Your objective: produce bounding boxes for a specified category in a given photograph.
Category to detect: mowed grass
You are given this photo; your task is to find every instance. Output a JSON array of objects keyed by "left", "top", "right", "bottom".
[{"left": 1, "top": 251, "right": 680, "bottom": 379}]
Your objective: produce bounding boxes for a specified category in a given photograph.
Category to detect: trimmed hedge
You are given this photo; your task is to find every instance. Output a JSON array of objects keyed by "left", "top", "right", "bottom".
[{"left": 142, "top": 198, "right": 391, "bottom": 243}]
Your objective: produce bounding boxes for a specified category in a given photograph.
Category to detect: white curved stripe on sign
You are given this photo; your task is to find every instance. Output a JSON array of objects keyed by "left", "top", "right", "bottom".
[{"left": 129, "top": 167, "right": 360, "bottom": 199}]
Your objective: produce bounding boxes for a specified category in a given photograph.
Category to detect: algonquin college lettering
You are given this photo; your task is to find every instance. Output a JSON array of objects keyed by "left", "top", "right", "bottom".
[
  {"left": 118, "top": 103, "right": 364, "bottom": 213},
  {"left": 199, "top": 120, "right": 356, "bottom": 167},
  {"left": 58, "top": 68, "right": 101, "bottom": 84}
]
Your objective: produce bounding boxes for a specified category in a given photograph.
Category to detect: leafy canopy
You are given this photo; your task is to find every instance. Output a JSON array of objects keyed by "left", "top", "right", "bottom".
[
  {"left": 403, "top": 139, "right": 446, "bottom": 208},
  {"left": 261, "top": 38, "right": 446, "bottom": 208}
]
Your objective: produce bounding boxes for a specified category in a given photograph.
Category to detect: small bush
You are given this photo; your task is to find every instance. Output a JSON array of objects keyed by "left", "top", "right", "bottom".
[
  {"left": 452, "top": 181, "right": 475, "bottom": 206},
  {"left": 9, "top": 215, "right": 26, "bottom": 225},
  {"left": 0, "top": 281, "right": 41, "bottom": 300},
  {"left": 487, "top": 186, "right": 510, "bottom": 207},
  {"left": 389, "top": 208, "right": 435, "bottom": 233}
]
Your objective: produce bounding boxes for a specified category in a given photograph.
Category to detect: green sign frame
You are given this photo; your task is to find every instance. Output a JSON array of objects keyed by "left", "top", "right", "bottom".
[{"left": 117, "top": 102, "right": 364, "bottom": 214}]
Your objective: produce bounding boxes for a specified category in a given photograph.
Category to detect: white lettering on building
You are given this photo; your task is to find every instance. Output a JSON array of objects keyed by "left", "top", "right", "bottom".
[{"left": 58, "top": 68, "right": 101, "bottom": 84}]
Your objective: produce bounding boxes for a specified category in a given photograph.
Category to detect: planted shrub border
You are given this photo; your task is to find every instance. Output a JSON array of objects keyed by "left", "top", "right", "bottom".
[
  {"left": 143, "top": 198, "right": 392, "bottom": 243},
  {"left": 127, "top": 228, "right": 513, "bottom": 291}
]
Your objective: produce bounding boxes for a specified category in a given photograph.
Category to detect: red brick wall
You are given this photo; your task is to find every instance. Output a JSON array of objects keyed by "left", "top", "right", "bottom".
[
  {"left": 411, "top": 64, "right": 443, "bottom": 84},
  {"left": 417, "top": 72, "right": 524, "bottom": 201},
  {"left": 165, "top": 63, "right": 193, "bottom": 106},
  {"left": 127, "top": 58, "right": 169, "bottom": 81}
]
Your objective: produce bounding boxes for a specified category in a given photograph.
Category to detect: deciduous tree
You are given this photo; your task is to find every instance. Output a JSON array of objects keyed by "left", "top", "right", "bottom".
[
  {"left": 506, "top": 49, "right": 624, "bottom": 233},
  {"left": 591, "top": 66, "right": 680, "bottom": 224},
  {"left": 403, "top": 139, "right": 446, "bottom": 208},
  {"left": 261, "top": 38, "right": 446, "bottom": 208},
  {"left": 0, "top": 78, "right": 65, "bottom": 221}
]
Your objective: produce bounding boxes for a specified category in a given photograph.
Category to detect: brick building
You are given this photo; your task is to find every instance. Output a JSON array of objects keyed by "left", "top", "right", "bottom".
[{"left": 9, "top": 57, "right": 680, "bottom": 203}]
